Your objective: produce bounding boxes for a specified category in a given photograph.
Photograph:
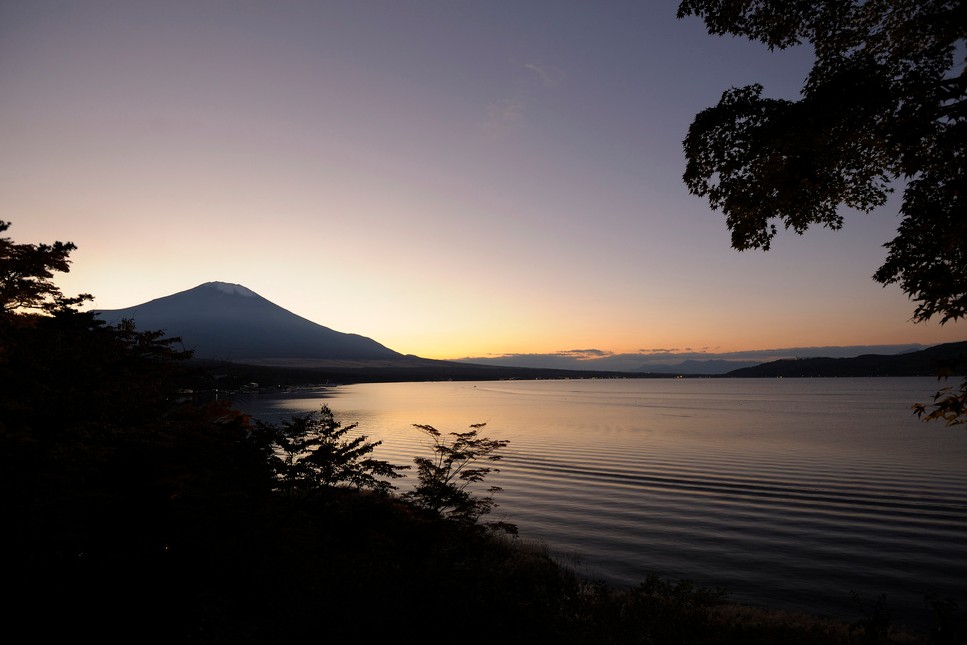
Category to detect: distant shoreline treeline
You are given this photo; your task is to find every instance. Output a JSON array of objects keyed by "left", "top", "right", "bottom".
[{"left": 181, "top": 341, "right": 967, "bottom": 390}]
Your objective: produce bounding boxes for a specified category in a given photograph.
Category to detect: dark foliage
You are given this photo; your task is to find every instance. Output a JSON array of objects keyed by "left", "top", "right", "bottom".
[
  {"left": 914, "top": 376, "right": 967, "bottom": 426},
  {"left": 679, "top": 1, "right": 966, "bottom": 325},
  {"left": 1, "top": 223, "right": 276, "bottom": 640},
  {"left": 0, "top": 219, "right": 91, "bottom": 313},
  {"left": 255, "top": 404, "right": 408, "bottom": 496}
]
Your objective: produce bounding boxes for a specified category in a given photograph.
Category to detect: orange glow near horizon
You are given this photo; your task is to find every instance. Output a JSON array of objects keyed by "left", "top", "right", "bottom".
[{"left": 3, "top": 3, "right": 963, "bottom": 366}]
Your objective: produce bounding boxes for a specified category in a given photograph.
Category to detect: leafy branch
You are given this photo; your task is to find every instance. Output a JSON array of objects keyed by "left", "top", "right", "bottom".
[{"left": 914, "top": 378, "right": 967, "bottom": 427}]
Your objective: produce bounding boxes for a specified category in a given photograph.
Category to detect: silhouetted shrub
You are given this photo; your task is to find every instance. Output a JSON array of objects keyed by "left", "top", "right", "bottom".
[
  {"left": 404, "top": 422, "right": 516, "bottom": 533},
  {"left": 256, "top": 404, "right": 408, "bottom": 497}
]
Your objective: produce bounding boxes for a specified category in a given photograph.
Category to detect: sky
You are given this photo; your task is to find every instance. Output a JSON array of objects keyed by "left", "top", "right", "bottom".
[{"left": 2, "top": 0, "right": 963, "bottom": 365}]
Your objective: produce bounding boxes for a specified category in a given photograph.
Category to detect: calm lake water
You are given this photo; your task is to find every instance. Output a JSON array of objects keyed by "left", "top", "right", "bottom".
[{"left": 236, "top": 377, "right": 967, "bottom": 629}]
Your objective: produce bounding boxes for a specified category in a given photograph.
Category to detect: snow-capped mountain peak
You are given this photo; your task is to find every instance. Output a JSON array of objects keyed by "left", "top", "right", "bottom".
[
  {"left": 204, "top": 281, "right": 258, "bottom": 297},
  {"left": 93, "top": 281, "right": 402, "bottom": 362}
]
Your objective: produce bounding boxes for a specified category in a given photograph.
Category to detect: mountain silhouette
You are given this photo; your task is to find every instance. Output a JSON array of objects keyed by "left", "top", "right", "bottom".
[{"left": 94, "top": 281, "right": 403, "bottom": 363}]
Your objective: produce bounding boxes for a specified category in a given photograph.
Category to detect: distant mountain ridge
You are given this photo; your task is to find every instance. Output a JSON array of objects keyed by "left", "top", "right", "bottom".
[
  {"left": 725, "top": 341, "right": 967, "bottom": 377},
  {"left": 94, "top": 281, "right": 402, "bottom": 363}
]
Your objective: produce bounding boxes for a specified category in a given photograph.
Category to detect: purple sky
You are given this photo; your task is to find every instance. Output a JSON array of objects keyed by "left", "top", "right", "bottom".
[{"left": 2, "top": 1, "right": 962, "bottom": 361}]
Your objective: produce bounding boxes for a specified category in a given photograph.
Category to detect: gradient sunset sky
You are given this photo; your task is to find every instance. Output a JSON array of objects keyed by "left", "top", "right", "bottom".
[{"left": 2, "top": 1, "right": 963, "bottom": 361}]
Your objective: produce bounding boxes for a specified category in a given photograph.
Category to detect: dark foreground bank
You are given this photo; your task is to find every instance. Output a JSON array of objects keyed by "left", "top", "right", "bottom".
[{"left": 8, "top": 481, "right": 949, "bottom": 645}]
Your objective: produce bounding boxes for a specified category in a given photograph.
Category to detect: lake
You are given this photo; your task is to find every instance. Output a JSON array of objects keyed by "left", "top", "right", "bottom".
[{"left": 235, "top": 377, "right": 967, "bottom": 629}]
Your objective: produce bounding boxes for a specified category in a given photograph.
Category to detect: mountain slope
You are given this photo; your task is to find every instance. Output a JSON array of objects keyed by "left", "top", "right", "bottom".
[{"left": 94, "top": 282, "right": 402, "bottom": 363}]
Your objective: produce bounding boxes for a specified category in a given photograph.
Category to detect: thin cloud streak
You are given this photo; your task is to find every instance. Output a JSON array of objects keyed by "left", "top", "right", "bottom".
[
  {"left": 524, "top": 62, "right": 564, "bottom": 87},
  {"left": 478, "top": 61, "right": 562, "bottom": 137}
]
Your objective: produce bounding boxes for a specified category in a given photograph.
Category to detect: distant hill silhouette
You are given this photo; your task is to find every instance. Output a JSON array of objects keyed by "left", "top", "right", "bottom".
[
  {"left": 94, "top": 282, "right": 403, "bottom": 363},
  {"left": 725, "top": 341, "right": 967, "bottom": 377},
  {"left": 633, "top": 359, "right": 761, "bottom": 375}
]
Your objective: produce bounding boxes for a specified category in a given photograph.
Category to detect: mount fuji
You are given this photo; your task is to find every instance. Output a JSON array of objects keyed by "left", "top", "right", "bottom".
[{"left": 94, "top": 281, "right": 404, "bottom": 365}]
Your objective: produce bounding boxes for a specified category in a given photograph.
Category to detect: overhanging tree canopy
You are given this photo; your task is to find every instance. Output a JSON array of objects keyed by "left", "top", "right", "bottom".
[{"left": 679, "top": 0, "right": 966, "bottom": 324}]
